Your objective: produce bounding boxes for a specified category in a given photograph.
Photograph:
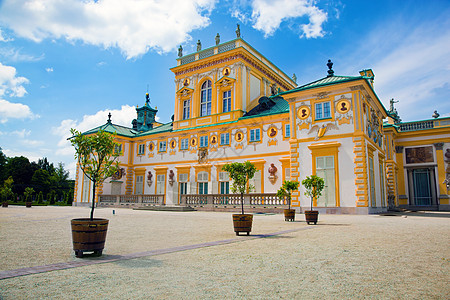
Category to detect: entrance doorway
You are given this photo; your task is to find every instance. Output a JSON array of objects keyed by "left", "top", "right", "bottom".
[{"left": 407, "top": 168, "right": 437, "bottom": 206}]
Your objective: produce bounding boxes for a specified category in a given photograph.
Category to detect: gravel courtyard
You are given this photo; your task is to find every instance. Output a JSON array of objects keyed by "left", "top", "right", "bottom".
[{"left": 0, "top": 206, "right": 449, "bottom": 299}]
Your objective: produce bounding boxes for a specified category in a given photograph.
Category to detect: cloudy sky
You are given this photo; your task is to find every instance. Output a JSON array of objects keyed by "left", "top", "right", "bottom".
[{"left": 0, "top": 0, "right": 449, "bottom": 178}]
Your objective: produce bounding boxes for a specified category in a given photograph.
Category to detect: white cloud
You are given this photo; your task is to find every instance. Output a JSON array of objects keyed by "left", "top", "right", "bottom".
[
  {"left": 2, "top": 148, "right": 42, "bottom": 162},
  {"left": 52, "top": 105, "right": 137, "bottom": 157},
  {"left": 10, "top": 129, "right": 31, "bottom": 138},
  {"left": 0, "top": 99, "right": 38, "bottom": 123},
  {"left": 0, "top": 28, "right": 13, "bottom": 42},
  {"left": 0, "top": 47, "right": 44, "bottom": 62},
  {"left": 0, "top": 62, "right": 29, "bottom": 97},
  {"left": 247, "top": 0, "right": 327, "bottom": 38},
  {"left": 45, "top": 67, "right": 53, "bottom": 72},
  {"left": 0, "top": 0, "right": 216, "bottom": 59}
]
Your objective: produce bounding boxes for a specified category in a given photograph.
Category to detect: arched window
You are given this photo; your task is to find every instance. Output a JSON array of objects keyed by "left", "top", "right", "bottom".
[{"left": 200, "top": 80, "right": 212, "bottom": 116}]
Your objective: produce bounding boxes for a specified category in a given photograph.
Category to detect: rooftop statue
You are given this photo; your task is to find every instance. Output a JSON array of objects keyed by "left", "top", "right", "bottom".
[
  {"left": 236, "top": 24, "right": 240, "bottom": 38},
  {"left": 197, "top": 40, "right": 202, "bottom": 52},
  {"left": 215, "top": 33, "right": 220, "bottom": 45},
  {"left": 178, "top": 45, "right": 183, "bottom": 57}
]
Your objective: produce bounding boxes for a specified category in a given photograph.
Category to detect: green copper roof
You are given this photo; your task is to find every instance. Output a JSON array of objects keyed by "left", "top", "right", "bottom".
[
  {"left": 279, "top": 75, "right": 370, "bottom": 95},
  {"left": 83, "top": 122, "right": 138, "bottom": 138}
]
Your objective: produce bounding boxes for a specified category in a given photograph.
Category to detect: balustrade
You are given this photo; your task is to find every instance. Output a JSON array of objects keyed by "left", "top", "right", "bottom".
[{"left": 98, "top": 194, "right": 165, "bottom": 207}]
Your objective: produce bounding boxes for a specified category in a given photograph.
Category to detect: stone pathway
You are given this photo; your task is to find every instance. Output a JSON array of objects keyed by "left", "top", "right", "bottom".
[{"left": 0, "top": 227, "right": 313, "bottom": 280}]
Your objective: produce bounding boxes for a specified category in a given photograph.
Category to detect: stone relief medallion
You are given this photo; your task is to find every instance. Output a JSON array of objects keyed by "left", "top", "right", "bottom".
[
  {"left": 210, "top": 135, "right": 217, "bottom": 145},
  {"left": 148, "top": 142, "right": 154, "bottom": 152},
  {"left": 190, "top": 137, "right": 197, "bottom": 147},
  {"left": 222, "top": 67, "right": 231, "bottom": 76},
  {"left": 267, "top": 126, "right": 278, "bottom": 138},
  {"left": 183, "top": 78, "right": 190, "bottom": 86},
  {"left": 336, "top": 99, "right": 351, "bottom": 114},
  {"left": 297, "top": 106, "right": 310, "bottom": 120},
  {"left": 169, "top": 139, "right": 176, "bottom": 149},
  {"left": 235, "top": 131, "right": 244, "bottom": 142}
]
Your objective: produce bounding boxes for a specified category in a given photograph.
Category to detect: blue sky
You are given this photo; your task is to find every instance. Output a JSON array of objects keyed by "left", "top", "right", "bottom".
[{"left": 0, "top": 0, "right": 449, "bottom": 178}]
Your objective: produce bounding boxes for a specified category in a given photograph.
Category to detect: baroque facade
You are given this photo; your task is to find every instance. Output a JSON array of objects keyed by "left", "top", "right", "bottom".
[{"left": 73, "top": 37, "right": 450, "bottom": 213}]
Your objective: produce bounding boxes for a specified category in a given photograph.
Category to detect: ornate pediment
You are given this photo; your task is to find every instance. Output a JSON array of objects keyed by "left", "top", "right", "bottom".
[
  {"left": 176, "top": 86, "right": 194, "bottom": 99},
  {"left": 215, "top": 76, "right": 236, "bottom": 89}
]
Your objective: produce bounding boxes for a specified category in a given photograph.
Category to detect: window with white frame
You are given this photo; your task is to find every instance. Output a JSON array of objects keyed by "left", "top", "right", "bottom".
[
  {"left": 284, "top": 124, "right": 290, "bottom": 138},
  {"left": 200, "top": 136, "right": 208, "bottom": 148},
  {"left": 135, "top": 175, "right": 143, "bottom": 195},
  {"left": 220, "top": 133, "right": 230, "bottom": 145},
  {"left": 315, "top": 101, "right": 331, "bottom": 120},
  {"left": 249, "top": 170, "right": 261, "bottom": 193},
  {"left": 114, "top": 144, "right": 122, "bottom": 155},
  {"left": 249, "top": 128, "right": 260, "bottom": 142},
  {"left": 138, "top": 144, "right": 145, "bottom": 155},
  {"left": 159, "top": 141, "right": 166, "bottom": 152},
  {"left": 156, "top": 174, "right": 165, "bottom": 194},
  {"left": 223, "top": 90, "right": 231, "bottom": 112},
  {"left": 197, "top": 171, "right": 208, "bottom": 194},
  {"left": 180, "top": 138, "right": 189, "bottom": 150},
  {"left": 316, "top": 156, "right": 336, "bottom": 207},
  {"left": 179, "top": 173, "right": 189, "bottom": 195},
  {"left": 183, "top": 99, "right": 190, "bottom": 120},
  {"left": 218, "top": 171, "right": 229, "bottom": 194},
  {"left": 200, "top": 80, "right": 212, "bottom": 116},
  {"left": 284, "top": 167, "right": 291, "bottom": 180}
]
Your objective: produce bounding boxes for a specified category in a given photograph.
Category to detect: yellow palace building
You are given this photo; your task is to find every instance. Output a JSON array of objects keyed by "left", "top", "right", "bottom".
[{"left": 73, "top": 34, "right": 450, "bottom": 214}]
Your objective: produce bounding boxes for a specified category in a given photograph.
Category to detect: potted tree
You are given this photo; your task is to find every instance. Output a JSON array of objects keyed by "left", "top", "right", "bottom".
[
  {"left": 222, "top": 161, "right": 256, "bottom": 236},
  {"left": 302, "top": 175, "right": 324, "bottom": 225},
  {"left": 70, "top": 129, "right": 119, "bottom": 258},
  {"left": 1, "top": 177, "right": 14, "bottom": 207},
  {"left": 277, "top": 180, "right": 299, "bottom": 222},
  {"left": 24, "top": 187, "right": 35, "bottom": 207}
]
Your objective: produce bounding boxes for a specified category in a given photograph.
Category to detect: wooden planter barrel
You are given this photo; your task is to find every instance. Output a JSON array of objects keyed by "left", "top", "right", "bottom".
[
  {"left": 232, "top": 214, "right": 253, "bottom": 236},
  {"left": 305, "top": 210, "right": 319, "bottom": 225},
  {"left": 26, "top": 202, "right": 32, "bottom": 208},
  {"left": 284, "top": 209, "right": 295, "bottom": 222},
  {"left": 71, "top": 218, "right": 109, "bottom": 258}
]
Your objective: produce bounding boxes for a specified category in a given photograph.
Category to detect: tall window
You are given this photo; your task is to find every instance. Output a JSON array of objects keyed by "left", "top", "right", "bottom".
[
  {"left": 183, "top": 99, "right": 190, "bottom": 120},
  {"left": 180, "top": 138, "right": 189, "bottom": 150},
  {"left": 198, "top": 171, "right": 208, "bottom": 194},
  {"left": 200, "top": 136, "right": 208, "bottom": 148},
  {"left": 315, "top": 102, "right": 331, "bottom": 120},
  {"left": 200, "top": 80, "right": 212, "bottom": 116},
  {"left": 220, "top": 133, "right": 230, "bottom": 145},
  {"left": 219, "top": 171, "right": 229, "bottom": 194},
  {"left": 249, "top": 170, "right": 261, "bottom": 193},
  {"left": 316, "top": 156, "right": 335, "bottom": 207},
  {"left": 114, "top": 144, "right": 122, "bottom": 155},
  {"left": 179, "top": 173, "right": 189, "bottom": 195},
  {"left": 82, "top": 173, "right": 90, "bottom": 202},
  {"left": 156, "top": 174, "right": 165, "bottom": 194},
  {"left": 135, "top": 175, "right": 143, "bottom": 195},
  {"left": 379, "top": 161, "right": 386, "bottom": 207},
  {"left": 284, "top": 124, "right": 290, "bottom": 138},
  {"left": 250, "top": 128, "right": 260, "bottom": 142},
  {"left": 369, "top": 156, "right": 376, "bottom": 207},
  {"left": 138, "top": 144, "right": 145, "bottom": 155},
  {"left": 159, "top": 141, "right": 166, "bottom": 152},
  {"left": 223, "top": 90, "right": 231, "bottom": 112}
]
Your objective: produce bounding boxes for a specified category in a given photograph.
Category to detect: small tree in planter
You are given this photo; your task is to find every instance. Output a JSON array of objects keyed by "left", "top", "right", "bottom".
[
  {"left": 70, "top": 128, "right": 119, "bottom": 257},
  {"left": 302, "top": 175, "right": 325, "bottom": 225},
  {"left": 277, "top": 180, "right": 299, "bottom": 222},
  {"left": 24, "top": 187, "right": 35, "bottom": 207},
  {"left": 1, "top": 177, "right": 14, "bottom": 207},
  {"left": 222, "top": 161, "right": 256, "bottom": 236}
]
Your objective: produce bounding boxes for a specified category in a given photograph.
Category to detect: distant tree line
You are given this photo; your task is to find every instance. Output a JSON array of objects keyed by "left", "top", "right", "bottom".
[{"left": 0, "top": 147, "right": 74, "bottom": 205}]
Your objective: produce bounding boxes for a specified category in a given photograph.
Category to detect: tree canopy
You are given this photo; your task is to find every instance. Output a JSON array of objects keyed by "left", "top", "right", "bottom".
[{"left": 222, "top": 161, "right": 256, "bottom": 214}]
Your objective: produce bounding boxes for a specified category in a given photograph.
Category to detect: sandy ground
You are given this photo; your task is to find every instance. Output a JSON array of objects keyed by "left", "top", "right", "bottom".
[{"left": 0, "top": 205, "right": 449, "bottom": 299}]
